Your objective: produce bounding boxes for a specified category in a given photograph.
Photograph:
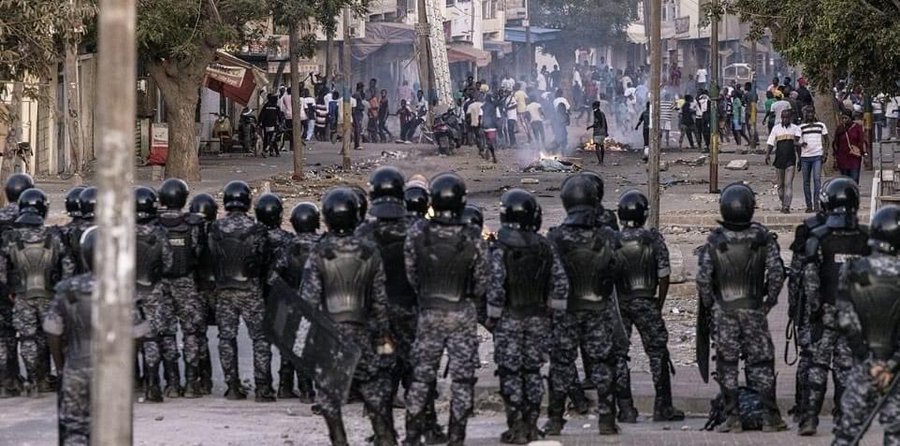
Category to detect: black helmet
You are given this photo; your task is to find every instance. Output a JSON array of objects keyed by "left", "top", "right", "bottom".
[
  {"left": 290, "top": 202, "right": 320, "bottom": 234},
  {"left": 500, "top": 188, "right": 539, "bottom": 230},
  {"left": 429, "top": 173, "right": 467, "bottom": 223},
  {"left": 5, "top": 173, "right": 34, "bottom": 203},
  {"left": 17, "top": 188, "right": 48, "bottom": 219},
  {"left": 254, "top": 193, "right": 284, "bottom": 228},
  {"left": 135, "top": 186, "right": 158, "bottom": 221},
  {"left": 79, "top": 187, "right": 98, "bottom": 220},
  {"left": 617, "top": 190, "right": 649, "bottom": 227},
  {"left": 65, "top": 186, "right": 86, "bottom": 217},
  {"left": 79, "top": 226, "right": 98, "bottom": 272},
  {"left": 870, "top": 205, "right": 900, "bottom": 254},
  {"left": 560, "top": 174, "right": 599, "bottom": 213},
  {"left": 369, "top": 166, "right": 406, "bottom": 219},
  {"left": 820, "top": 176, "right": 859, "bottom": 215},
  {"left": 189, "top": 193, "right": 218, "bottom": 222},
  {"left": 158, "top": 178, "right": 190, "bottom": 210},
  {"left": 404, "top": 185, "right": 430, "bottom": 218},
  {"left": 580, "top": 171, "right": 605, "bottom": 203},
  {"left": 347, "top": 185, "right": 368, "bottom": 223},
  {"left": 461, "top": 205, "right": 484, "bottom": 229},
  {"left": 322, "top": 188, "right": 360, "bottom": 235},
  {"left": 223, "top": 181, "right": 252, "bottom": 212},
  {"left": 718, "top": 183, "right": 755, "bottom": 229}
]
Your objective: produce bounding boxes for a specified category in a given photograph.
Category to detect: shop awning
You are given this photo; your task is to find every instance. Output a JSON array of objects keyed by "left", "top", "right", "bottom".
[
  {"left": 484, "top": 40, "right": 513, "bottom": 54},
  {"left": 625, "top": 23, "right": 676, "bottom": 44},
  {"left": 447, "top": 42, "right": 491, "bottom": 67},
  {"left": 203, "top": 50, "right": 268, "bottom": 105},
  {"left": 352, "top": 22, "right": 416, "bottom": 61},
  {"left": 504, "top": 26, "right": 560, "bottom": 43}
]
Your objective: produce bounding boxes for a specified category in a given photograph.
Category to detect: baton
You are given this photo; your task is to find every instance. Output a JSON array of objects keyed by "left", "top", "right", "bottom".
[{"left": 851, "top": 372, "right": 900, "bottom": 446}]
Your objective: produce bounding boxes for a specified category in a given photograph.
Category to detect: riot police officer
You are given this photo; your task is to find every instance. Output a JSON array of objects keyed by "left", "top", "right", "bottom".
[
  {"left": 188, "top": 192, "right": 217, "bottom": 394},
  {"left": 78, "top": 187, "right": 97, "bottom": 224},
  {"left": 833, "top": 205, "right": 900, "bottom": 445},
  {"left": 157, "top": 178, "right": 206, "bottom": 398},
  {"left": 695, "top": 183, "right": 786, "bottom": 432},
  {"left": 267, "top": 202, "right": 320, "bottom": 403},
  {"left": 60, "top": 187, "right": 87, "bottom": 271},
  {"left": 404, "top": 177, "right": 430, "bottom": 220},
  {"left": 545, "top": 175, "right": 622, "bottom": 436},
  {"left": 0, "top": 173, "right": 34, "bottom": 397},
  {"left": 580, "top": 170, "right": 619, "bottom": 230},
  {"left": 796, "top": 177, "right": 869, "bottom": 435},
  {"left": 208, "top": 181, "right": 273, "bottom": 402},
  {"left": 254, "top": 192, "right": 299, "bottom": 400},
  {"left": 299, "top": 187, "right": 393, "bottom": 446},
  {"left": 134, "top": 186, "right": 177, "bottom": 402},
  {"left": 612, "top": 190, "right": 684, "bottom": 422},
  {"left": 403, "top": 173, "right": 490, "bottom": 446},
  {"left": 485, "top": 188, "right": 569, "bottom": 444},
  {"left": 0, "top": 188, "right": 73, "bottom": 396}
]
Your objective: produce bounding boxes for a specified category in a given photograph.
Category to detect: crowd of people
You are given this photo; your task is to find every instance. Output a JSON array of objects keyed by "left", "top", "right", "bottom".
[{"left": 1, "top": 164, "right": 899, "bottom": 445}]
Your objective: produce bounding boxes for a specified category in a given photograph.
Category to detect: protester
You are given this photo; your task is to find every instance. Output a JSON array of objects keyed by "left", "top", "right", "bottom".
[
  {"left": 832, "top": 112, "right": 867, "bottom": 184},
  {"left": 798, "top": 106, "right": 829, "bottom": 212},
  {"left": 766, "top": 110, "right": 802, "bottom": 213}
]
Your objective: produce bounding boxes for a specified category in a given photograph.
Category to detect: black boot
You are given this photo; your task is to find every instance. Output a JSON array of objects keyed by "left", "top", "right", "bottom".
[
  {"left": 422, "top": 384, "right": 447, "bottom": 445},
  {"left": 447, "top": 414, "right": 468, "bottom": 446},
  {"left": 715, "top": 390, "right": 742, "bottom": 433},
  {"left": 225, "top": 380, "right": 247, "bottom": 400},
  {"left": 255, "top": 379, "right": 276, "bottom": 403},
  {"left": 500, "top": 405, "right": 527, "bottom": 444},
  {"left": 163, "top": 360, "right": 182, "bottom": 398},
  {"left": 569, "top": 386, "right": 591, "bottom": 415},
  {"left": 652, "top": 363, "right": 685, "bottom": 421},
  {"left": 522, "top": 404, "right": 543, "bottom": 442},
  {"left": 145, "top": 363, "right": 163, "bottom": 403},
  {"left": 182, "top": 365, "right": 201, "bottom": 399},
  {"left": 371, "top": 413, "right": 398, "bottom": 446},
  {"left": 616, "top": 398, "right": 639, "bottom": 423},
  {"left": 403, "top": 412, "right": 424, "bottom": 446},
  {"left": 324, "top": 413, "right": 349, "bottom": 446},
  {"left": 598, "top": 413, "right": 620, "bottom": 435},
  {"left": 277, "top": 366, "right": 299, "bottom": 399},
  {"left": 199, "top": 352, "right": 213, "bottom": 395},
  {"left": 542, "top": 391, "right": 567, "bottom": 436}
]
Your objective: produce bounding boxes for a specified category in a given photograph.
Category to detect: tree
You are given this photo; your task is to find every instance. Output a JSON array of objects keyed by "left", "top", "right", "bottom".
[
  {"left": 530, "top": 0, "right": 639, "bottom": 98},
  {"left": 717, "top": 0, "right": 900, "bottom": 95},
  {"left": 137, "top": 0, "right": 270, "bottom": 181}
]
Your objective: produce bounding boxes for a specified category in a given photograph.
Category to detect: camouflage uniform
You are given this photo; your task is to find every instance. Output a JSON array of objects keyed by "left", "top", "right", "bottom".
[
  {"left": 613, "top": 227, "right": 676, "bottom": 414},
  {"left": 192, "top": 215, "right": 216, "bottom": 391},
  {"left": 1, "top": 224, "right": 74, "bottom": 390},
  {"left": 43, "top": 273, "right": 149, "bottom": 445},
  {"left": 695, "top": 223, "right": 785, "bottom": 421},
  {"left": 403, "top": 218, "right": 490, "bottom": 437},
  {"left": 833, "top": 253, "right": 900, "bottom": 446},
  {"left": 299, "top": 233, "right": 390, "bottom": 419},
  {"left": 486, "top": 228, "right": 568, "bottom": 434},
  {"left": 60, "top": 217, "right": 92, "bottom": 274},
  {"left": 546, "top": 223, "right": 622, "bottom": 422},
  {"left": 262, "top": 226, "right": 300, "bottom": 392},
  {"left": 135, "top": 222, "right": 177, "bottom": 383},
  {"left": 209, "top": 212, "right": 271, "bottom": 388},
  {"left": 0, "top": 203, "right": 19, "bottom": 395},
  {"left": 787, "top": 216, "right": 823, "bottom": 417}
]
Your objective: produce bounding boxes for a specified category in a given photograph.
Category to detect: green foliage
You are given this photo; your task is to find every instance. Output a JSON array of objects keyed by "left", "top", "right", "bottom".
[
  {"left": 722, "top": 0, "right": 900, "bottom": 94},
  {"left": 529, "top": 0, "right": 639, "bottom": 57}
]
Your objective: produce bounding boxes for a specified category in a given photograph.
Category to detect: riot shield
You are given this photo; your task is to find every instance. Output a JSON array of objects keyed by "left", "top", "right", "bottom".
[
  {"left": 265, "top": 278, "right": 361, "bottom": 405},
  {"left": 696, "top": 297, "right": 711, "bottom": 383}
]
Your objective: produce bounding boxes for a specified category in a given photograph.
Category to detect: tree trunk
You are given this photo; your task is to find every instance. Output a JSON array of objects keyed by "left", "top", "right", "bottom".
[
  {"left": 65, "top": 40, "right": 83, "bottom": 173},
  {"left": 556, "top": 50, "right": 576, "bottom": 103},
  {"left": 814, "top": 88, "right": 839, "bottom": 176},
  {"left": 289, "top": 24, "right": 305, "bottom": 181},
  {"left": 0, "top": 82, "right": 24, "bottom": 205},
  {"left": 148, "top": 60, "right": 207, "bottom": 182},
  {"left": 325, "top": 32, "right": 334, "bottom": 82}
]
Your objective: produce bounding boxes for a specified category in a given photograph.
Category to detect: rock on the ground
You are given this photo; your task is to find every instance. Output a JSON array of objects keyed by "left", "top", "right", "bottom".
[{"left": 725, "top": 159, "right": 749, "bottom": 170}]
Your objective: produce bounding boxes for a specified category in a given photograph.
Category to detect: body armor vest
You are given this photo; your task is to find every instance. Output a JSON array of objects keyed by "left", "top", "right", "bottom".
[
  {"left": 710, "top": 230, "right": 767, "bottom": 311},
  {"left": 159, "top": 213, "right": 197, "bottom": 278},
  {"left": 373, "top": 223, "right": 416, "bottom": 308},
  {"left": 135, "top": 230, "right": 163, "bottom": 291},
  {"left": 319, "top": 239, "right": 378, "bottom": 324},
  {"left": 414, "top": 224, "right": 476, "bottom": 310},
  {"left": 847, "top": 267, "right": 900, "bottom": 361},
  {"left": 280, "top": 240, "right": 313, "bottom": 289},
  {"left": 813, "top": 229, "right": 870, "bottom": 305},
  {"left": 9, "top": 233, "right": 59, "bottom": 298},
  {"left": 499, "top": 230, "right": 552, "bottom": 317},
  {"left": 194, "top": 223, "right": 216, "bottom": 291},
  {"left": 552, "top": 228, "right": 615, "bottom": 312},
  {"left": 209, "top": 224, "right": 259, "bottom": 290},
  {"left": 59, "top": 278, "right": 94, "bottom": 367},
  {"left": 617, "top": 231, "right": 658, "bottom": 298}
]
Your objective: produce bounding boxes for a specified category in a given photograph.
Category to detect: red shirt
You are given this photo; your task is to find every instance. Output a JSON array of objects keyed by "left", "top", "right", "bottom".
[{"left": 833, "top": 122, "right": 865, "bottom": 170}]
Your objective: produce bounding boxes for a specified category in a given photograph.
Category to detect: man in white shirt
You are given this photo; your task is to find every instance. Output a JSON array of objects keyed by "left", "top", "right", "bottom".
[
  {"left": 886, "top": 96, "right": 900, "bottom": 139},
  {"left": 766, "top": 109, "right": 802, "bottom": 213},
  {"left": 798, "top": 106, "right": 829, "bottom": 212},
  {"left": 696, "top": 67, "right": 708, "bottom": 90},
  {"left": 525, "top": 99, "right": 545, "bottom": 148},
  {"left": 278, "top": 89, "right": 293, "bottom": 150}
]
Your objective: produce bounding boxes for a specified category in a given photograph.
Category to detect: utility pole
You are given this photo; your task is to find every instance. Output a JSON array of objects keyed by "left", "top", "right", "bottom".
[
  {"left": 92, "top": 0, "right": 136, "bottom": 442},
  {"left": 648, "top": 0, "right": 661, "bottom": 228},
  {"left": 708, "top": 0, "right": 720, "bottom": 193},
  {"left": 749, "top": 39, "right": 758, "bottom": 150},
  {"left": 415, "top": 0, "right": 432, "bottom": 110},
  {"left": 524, "top": 0, "right": 532, "bottom": 81},
  {"left": 341, "top": 7, "right": 352, "bottom": 170},
  {"left": 64, "top": 0, "right": 84, "bottom": 174},
  {"left": 289, "top": 23, "right": 305, "bottom": 181}
]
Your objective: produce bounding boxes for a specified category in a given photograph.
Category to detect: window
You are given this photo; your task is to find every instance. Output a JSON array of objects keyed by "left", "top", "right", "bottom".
[{"left": 483, "top": 0, "right": 496, "bottom": 19}]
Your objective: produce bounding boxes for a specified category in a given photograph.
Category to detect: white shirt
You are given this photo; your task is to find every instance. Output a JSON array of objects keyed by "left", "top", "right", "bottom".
[
  {"left": 501, "top": 77, "right": 515, "bottom": 90},
  {"left": 886, "top": 97, "right": 900, "bottom": 118},
  {"left": 278, "top": 94, "right": 292, "bottom": 119},
  {"left": 537, "top": 73, "right": 547, "bottom": 91},
  {"left": 696, "top": 68, "right": 708, "bottom": 83},
  {"left": 525, "top": 102, "right": 543, "bottom": 122},
  {"left": 799, "top": 121, "right": 828, "bottom": 157},
  {"left": 302, "top": 97, "right": 315, "bottom": 120},
  {"left": 553, "top": 97, "right": 571, "bottom": 111}
]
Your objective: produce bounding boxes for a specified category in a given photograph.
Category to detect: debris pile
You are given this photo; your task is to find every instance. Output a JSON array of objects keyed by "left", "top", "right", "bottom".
[{"left": 523, "top": 155, "right": 582, "bottom": 173}]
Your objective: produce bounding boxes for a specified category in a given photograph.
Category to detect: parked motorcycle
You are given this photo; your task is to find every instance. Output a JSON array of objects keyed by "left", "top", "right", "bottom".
[
  {"left": 238, "top": 107, "right": 259, "bottom": 155},
  {"left": 433, "top": 108, "right": 461, "bottom": 155}
]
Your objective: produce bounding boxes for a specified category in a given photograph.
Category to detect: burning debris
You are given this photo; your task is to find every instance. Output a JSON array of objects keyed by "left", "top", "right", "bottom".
[
  {"left": 580, "top": 137, "right": 632, "bottom": 152},
  {"left": 523, "top": 152, "right": 582, "bottom": 173}
]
